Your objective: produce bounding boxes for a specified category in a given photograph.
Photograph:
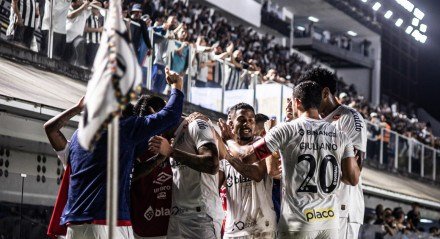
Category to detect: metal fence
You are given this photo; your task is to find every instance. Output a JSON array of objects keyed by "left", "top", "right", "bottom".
[{"left": 366, "top": 121, "right": 439, "bottom": 181}]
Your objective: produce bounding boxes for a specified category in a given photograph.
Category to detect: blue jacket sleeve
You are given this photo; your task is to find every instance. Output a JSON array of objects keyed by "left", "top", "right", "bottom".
[{"left": 129, "top": 89, "right": 184, "bottom": 144}]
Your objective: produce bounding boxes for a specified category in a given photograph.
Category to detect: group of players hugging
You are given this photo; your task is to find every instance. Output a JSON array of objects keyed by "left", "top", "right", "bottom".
[{"left": 45, "top": 67, "right": 366, "bottom": 239}]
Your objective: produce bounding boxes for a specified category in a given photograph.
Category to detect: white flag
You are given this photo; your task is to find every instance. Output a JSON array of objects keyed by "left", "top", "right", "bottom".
[{"left": 78, "top": 6, "right": 142, "bottom": 150}]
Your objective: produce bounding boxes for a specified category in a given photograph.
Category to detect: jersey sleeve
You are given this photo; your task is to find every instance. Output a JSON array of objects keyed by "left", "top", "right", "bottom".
[
  {"left": 263, "top": 123, "right": 292, "bottom": 154},
  {"left": 188, "top": 119, "right": 217, "bottom": 149},
  {"left": 55, "top": 141, "right": 70, "bottom": 169},
  {"left": 339, "top": 110, "right": 367, "bottom": 152},
  {"left": 219, "top": 159, "right": 226, "bottom": 172},
  {"left": 341, "top": 132, "right": 355, "bottom": 160}
]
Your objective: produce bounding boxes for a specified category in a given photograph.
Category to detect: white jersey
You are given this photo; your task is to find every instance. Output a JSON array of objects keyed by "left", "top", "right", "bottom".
[
  {"left": 219, "top": 154, "right": 277, "bottom": 237},
  {"left": 169, "top": 119, "right": 223, "bottom": 222},
  {"left": 264, "top": 117, "right": 355, "bottom": 232},
  {"left": 324, "top": 105, "right": 367, "bottom": 223}
]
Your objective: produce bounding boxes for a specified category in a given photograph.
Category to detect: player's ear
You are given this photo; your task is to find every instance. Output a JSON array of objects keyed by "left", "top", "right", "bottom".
[
  {"left": 322, "top": 87, "right": 331, "bottom": 100},
  {"left": 294, "top": 98, "right": 302, "bottom": 110}
]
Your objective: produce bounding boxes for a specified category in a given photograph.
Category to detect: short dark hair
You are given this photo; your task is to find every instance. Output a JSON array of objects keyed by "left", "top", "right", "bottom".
[
  {"left": 297, "top": 67, "right": 337, "bottom": 95},
  {"left": 293, "top": 81, "right": 322, "bottom": 111},
  {"left": 255, "top": 113, "right": 269, "bottom": 124},
  {"left": 229, "top": 103, "right": 255, "bottom": 117},
  {"left": 134, "top": 95, "right": 166, "bottom": 117}
]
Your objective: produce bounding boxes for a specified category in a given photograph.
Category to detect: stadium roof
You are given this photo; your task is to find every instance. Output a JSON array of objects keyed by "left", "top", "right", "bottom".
[
  {"left": 363, "top": 167, "right": 440, "bottom": 209},
  {"left": 273, "top": 0, "right": 379, "bottom": 38}
]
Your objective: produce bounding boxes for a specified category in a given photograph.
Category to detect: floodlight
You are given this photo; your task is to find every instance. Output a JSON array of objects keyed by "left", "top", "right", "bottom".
[
  {"left": 372, "top": 2, "right": 381, "bottom": 11},
  {"left": 384, "top": 10, "right": 393, "bottom": 19},
  {"left": 395, "top": 18, "right": 403, "bottom": 27},
  {"left": 308, "top": 16, "right": 319, "bottom": 22},
  {"left": 420, "top": 24, "right": 427, "bottom": 33},
  {"left": 414, "top": 8, "right": 425, "bottom": 20},
  {"left": 347, "top": 31, "right": 358, "bottom": 37},
  {"left": 412, "top": 18, "right": 419, "bottom": 26},
  {"left": 297, "top": 26, "right": 305, "bottom": 31},
  {"left": 405, "top": 26, "right": 413, "bottom": 34}
]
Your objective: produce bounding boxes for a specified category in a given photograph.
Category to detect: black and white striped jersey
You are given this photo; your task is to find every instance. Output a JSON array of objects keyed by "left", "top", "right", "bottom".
[
  {"left": 85, "top": 14, "right": 103, "bottom": 44},
  {"left": 11, "top": 0, "right": 37, "bottom": 28}
]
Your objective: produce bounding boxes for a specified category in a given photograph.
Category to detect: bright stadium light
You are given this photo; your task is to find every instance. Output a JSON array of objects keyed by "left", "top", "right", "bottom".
[
  {"left": 347, "top": 31, "right": 358, "bottom": 37},
  {"left": 419, "top": 35, "right": 427, "bottom": 43},
  {"left": 384, "top": 10, "right": 393, "bottom": 19},
  {"left": 395, "top": 18, "right": 403, "bottom": 27},
  {"left": 420, "top": 24, "right": 427, "bottom": 33},
  {"left": 395, "top": 0, "right": 414, "bottom": 12},
  {"left": 414, "top": 8, "right": 425, "bottom": 20},
  {"left": 361, "top": 0, "right": 368, "bottom": 2},
  {"left": 308, "top": 16, "right": 319, "bottom": 23},
  {"left": 372, "top": 2, "right": 381, "bottom": 11},
  {"left": 411, "top": 29, "right": 421, "bottom": 40},
  {"left": 297, "top": 26, "right": 306, "bottom": 31},
  {"left": 405, "top": 26, "right": 414, "bottom": 34},
  {"left": 412, "top": 17, "right": 419, "bottom": 26}
]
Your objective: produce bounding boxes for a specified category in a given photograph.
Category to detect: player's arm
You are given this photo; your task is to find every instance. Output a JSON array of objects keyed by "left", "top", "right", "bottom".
[
  {"left": 131, "top": 69, "right": 184, "bottom": 143},
  {"left": 132, "top": 154, "right": 168, "bottom": 182},
  {"left": 227, "top": 155, "right": 267, "bottom": 182},
  {"left": 340, "top": 156, "right": 360, "bottom": 186},
  {"left": 44, "top": 97, "right": 84, "bottom": 151},
  {"left": 266, "top": 153, "right": 281, "bottom": 179},
  {"left": 149, "top": 136, "right": 219, "bottom": 175},
  {"left": 354, "top": 149, "right": 365, "bottom": 171}
]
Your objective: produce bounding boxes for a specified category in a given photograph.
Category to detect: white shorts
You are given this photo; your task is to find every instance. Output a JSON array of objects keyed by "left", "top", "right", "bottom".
[
  {"left": 223, "top": 231, "right": 276, "bottom": 239},
  {"left": 66, "top": 224, "right": 134, "bottom": 239},
  {"left": 339, "top": 218, "right": 361, "bottom": 239},
  {"left": 277, "top": 229, "right": 338, "bottom": 239},
  {"left": 167, "top": 213, "right": 221, "bottom": 239}
]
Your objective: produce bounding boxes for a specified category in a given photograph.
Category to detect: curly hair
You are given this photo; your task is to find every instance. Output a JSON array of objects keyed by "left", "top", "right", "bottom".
[{"left": 297, "top": 67, "right": 337, "bottom": 95}]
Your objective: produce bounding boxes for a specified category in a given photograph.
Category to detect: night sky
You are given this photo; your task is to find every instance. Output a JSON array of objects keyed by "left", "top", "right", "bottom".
[{"left": 414, "top": 0, "right": 440, "bottom": 120}]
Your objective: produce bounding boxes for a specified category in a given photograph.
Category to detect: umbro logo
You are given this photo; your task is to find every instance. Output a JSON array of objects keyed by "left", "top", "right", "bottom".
[{"left": 153, "top": 172, "right": 172, "bottom": 185}]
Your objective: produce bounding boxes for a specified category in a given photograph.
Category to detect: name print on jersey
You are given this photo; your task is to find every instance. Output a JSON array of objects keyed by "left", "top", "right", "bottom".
[
  {"left": 304, "top": 208, "right": 336, "bottom": 222},
  {"left": 348, "top": 108, "right": 364, "bottom": 132}
]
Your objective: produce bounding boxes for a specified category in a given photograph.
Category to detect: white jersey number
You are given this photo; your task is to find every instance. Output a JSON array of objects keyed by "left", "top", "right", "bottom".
[{"left": 296, "top": 154, "right": 339, "bottom": 194}]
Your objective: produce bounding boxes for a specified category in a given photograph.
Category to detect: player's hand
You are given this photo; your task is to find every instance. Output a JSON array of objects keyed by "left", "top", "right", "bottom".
[
  {"left": 264, "top": 118, "right": 276, "bottom": 133},
  {"left": 165, "top": 68, "right": 182, "bottom": 90},
  {"left": 217, "top": 118, "right": 233, "bottom": 142},
  {"left": 148, "top": 136, "right": 173, "bottom": 157},
  {"left": 75, "top": 96, "right": 85, "bottom": 110}
]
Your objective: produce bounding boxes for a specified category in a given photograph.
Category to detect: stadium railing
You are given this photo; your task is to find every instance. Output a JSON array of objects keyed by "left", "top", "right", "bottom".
[{"left": 366, "top": 121, "right": 440, "bottom": 181}]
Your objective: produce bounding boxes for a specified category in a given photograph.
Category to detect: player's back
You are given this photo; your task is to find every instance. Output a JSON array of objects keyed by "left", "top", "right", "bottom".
[{"left": 266, "top": 117, "right": 353, "bottom": 234}]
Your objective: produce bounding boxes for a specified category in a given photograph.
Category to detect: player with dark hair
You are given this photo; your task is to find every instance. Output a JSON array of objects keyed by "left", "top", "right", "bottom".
[
  {"left": 217, "top": 103, "right": 276, "bottom": 238},
  {"left": 220, "top": 81, "right": 360, "bottom": 239},
  {"left": 130, "top": 95, "right": 172, "bottom": 239},
  {"left": 298, "top": 68, "right": 368, "bottom": 239},
  {"left": 148, "top": 111, "right": 223, "bottom": 239}
]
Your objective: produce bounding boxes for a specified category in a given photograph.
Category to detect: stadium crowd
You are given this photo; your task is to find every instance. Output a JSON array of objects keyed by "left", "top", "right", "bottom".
[
  {"left": 360, "top": 203, "right": 440, "bottom": 239},
  {"left": 5, "top": 0, "right": 439, "bottom": 149}
]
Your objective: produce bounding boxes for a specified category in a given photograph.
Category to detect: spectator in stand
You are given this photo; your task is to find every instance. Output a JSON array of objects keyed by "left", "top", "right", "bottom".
[
  {"left": 41, "top": 0, "right": 71, "bottom": 59},
  {"left": 170, "top": 26, "right": 190, "bottom": 77},
  {"left": 65, "top": 0, "right": 96, "bottom": 66},
  {"left": 407, "top": 202, "right": 422, "bottom": 230},
  {"left": 128, "top": 4, "right": 152, "bottom": 59},
  {"left": 151, "top": 15, "right": 178, "bottom": 93},
  {"left": 84, "top": 1, "right": 104, "bottom": 67},
  {"left": 194, "top": 36, "right": 216, "bottom": 87},
  {"left": 7, "top": 0, "right": 38, "bottom": 48}
]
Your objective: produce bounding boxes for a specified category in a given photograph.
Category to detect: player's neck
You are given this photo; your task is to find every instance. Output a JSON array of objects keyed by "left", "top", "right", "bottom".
[
  {"left": 300, "top": 109, "right": 320, "bottom": 120},
  {"left": 320, "top": 96, "right": 340, "bottom": 118},
  {"left": 235, "top": 136, "right": 254, "bottom": 146}
]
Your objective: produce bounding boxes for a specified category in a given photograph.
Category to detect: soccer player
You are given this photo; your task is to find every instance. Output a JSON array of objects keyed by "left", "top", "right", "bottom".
[
  {"left": 223, "top": 81, "right": 360, "bottom": 239},
  {"left": 217, "top": 103, "right": 277, "bottom": 239},
  {"left": 148, "top": 113, "right": 223, "bottom": 239},
  {"left": 44, "top": 69, "right": 184, "bottom": 239},
  {"left": 298, "top": 68, "right": 367, "bottom": 239},
  {"left": 130, "top": 95, "right": 172, "bottom": 239}
]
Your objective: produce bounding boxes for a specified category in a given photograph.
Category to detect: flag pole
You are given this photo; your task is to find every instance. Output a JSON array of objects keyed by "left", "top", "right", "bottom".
[
  {"left": 107, "top": 115, "right": 119, "bottom": 239},
  {"left": 106, "top": 0, "right": 121, "bottom": 237}
]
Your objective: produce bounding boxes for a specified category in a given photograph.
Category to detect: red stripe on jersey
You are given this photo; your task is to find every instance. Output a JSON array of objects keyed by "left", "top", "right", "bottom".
[{"left": 253, "top": 139, "right": 272, "bottom": 160}]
